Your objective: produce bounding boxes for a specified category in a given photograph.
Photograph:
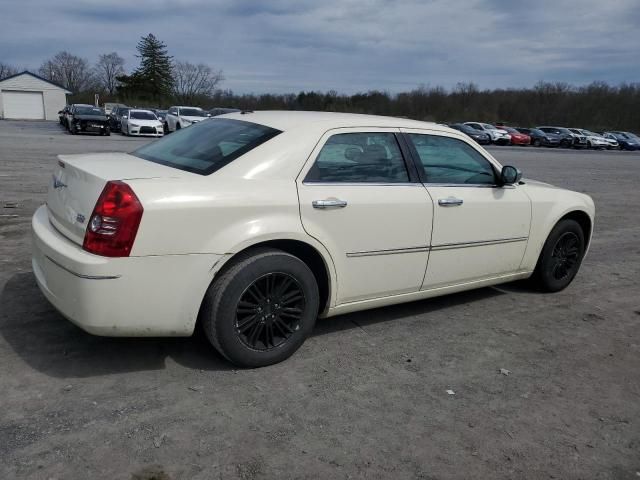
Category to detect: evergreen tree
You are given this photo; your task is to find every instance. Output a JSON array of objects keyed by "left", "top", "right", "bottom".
[{"left": 132, "top": 34, "right": 173, "bottom": 101}]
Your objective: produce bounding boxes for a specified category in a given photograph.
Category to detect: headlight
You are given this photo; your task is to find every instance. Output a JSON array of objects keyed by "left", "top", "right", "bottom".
[{"left": 130, "top": 123, "right": 139, "bottom": 127}]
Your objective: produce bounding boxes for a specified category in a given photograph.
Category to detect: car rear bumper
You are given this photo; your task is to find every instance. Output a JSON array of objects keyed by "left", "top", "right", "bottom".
[{"left": 32, "top": 205, "right": 220, "bottom": 337}]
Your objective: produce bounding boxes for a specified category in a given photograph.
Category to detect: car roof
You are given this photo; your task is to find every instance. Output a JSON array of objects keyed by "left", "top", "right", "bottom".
[
  {"left": 129, "top": 109, "right": 155, "bottom": 113},
  {"left": 220, "top": 110, "right": 443, "bottom": 133}
]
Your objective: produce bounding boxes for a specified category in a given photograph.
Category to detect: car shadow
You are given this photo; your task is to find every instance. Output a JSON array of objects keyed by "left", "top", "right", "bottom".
[{"left": 1, "top": 271, "right": 511, "bottom": 379}]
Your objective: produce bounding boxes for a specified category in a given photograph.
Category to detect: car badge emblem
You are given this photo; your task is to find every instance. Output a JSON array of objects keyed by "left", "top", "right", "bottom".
[
  {"left": 76, "top": 214, "right": 86, "bottom": 224},
  {"left": 52, "top": 175, "right": 67, "bottom": 189}
]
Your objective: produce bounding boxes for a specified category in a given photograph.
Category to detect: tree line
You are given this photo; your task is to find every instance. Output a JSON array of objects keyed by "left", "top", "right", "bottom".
[
  {"left": 1, "top": 33, "right": 639, "bottom": 132},
  {"left": 0, "top": 34, "right": 223, "bottom": 106}
]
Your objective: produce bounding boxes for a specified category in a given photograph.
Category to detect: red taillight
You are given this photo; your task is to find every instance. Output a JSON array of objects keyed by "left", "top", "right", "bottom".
[{"left": 83, "top": 181, "right": 143, "bottom": 257}]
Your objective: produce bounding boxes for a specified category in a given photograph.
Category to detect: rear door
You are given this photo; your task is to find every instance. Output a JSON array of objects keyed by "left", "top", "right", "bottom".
[
  {"left": 402, "top": 129, "right": 531, "bottom": 289},
  {"left": 297, "top": 128, "right": 434, "bottom": 304}
]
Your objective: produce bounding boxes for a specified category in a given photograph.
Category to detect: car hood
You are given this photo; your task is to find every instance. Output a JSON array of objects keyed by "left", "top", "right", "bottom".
[{"left": 181, "top": 116, "right": 206, "bottom": 122}]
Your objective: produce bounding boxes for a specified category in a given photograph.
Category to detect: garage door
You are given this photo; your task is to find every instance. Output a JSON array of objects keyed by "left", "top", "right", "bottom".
[{"left": 2, "top": 91, "right": 45, "bottom": 120}]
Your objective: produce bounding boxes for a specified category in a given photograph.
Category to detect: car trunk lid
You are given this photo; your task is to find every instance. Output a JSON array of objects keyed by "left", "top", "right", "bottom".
[{"left": 46, "top": 152, "right": 189, "bottom": 246}]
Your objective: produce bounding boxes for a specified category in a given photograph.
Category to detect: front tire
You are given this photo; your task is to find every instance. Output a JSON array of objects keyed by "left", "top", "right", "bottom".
[
  {"left": 531, "top": 219, "right": 585, "bottom": 292},
  {"left": 201, "top": 249, "right": 319, "bottom": 368}
]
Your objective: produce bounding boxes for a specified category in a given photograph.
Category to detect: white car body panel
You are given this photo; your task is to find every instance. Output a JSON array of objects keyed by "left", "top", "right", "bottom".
[{"left": 32, "top": 111, "right": 595, "bottom": 337}]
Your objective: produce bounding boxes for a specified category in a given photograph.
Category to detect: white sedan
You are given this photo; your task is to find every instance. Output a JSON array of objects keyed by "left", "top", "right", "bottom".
[
  {"left": 32, "top": 112, "right": 595, "bottom": 367},
  {"left": 121, "top": 109, "right": 164, "bottom": 137}
]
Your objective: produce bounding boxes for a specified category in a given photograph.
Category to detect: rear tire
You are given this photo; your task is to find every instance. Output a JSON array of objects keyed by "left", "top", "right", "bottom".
[
  {"left": 531, "top": 219, "right": 585, "bottom": 292},
  {"left": 533, "top": 138, "right": 541, "bottom": 147},
  {"left": 201, "top": 249, "right": 319, "bottom": 368}
]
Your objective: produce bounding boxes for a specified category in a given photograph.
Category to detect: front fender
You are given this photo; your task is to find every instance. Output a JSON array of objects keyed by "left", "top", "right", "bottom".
[{"left": 519, "top": 182, "right": 595, "bottom": 271}]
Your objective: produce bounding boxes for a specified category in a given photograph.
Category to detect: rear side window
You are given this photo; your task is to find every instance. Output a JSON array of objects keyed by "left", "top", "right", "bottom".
[
  {"left": 304, "top": 132, "right": 410, "bottom": 183},
  {"left": 133, "top": 118, "right": 281, "bottom": 175},
  {"left": 408, "top": 134, "right": 496, "bottom": 185}
]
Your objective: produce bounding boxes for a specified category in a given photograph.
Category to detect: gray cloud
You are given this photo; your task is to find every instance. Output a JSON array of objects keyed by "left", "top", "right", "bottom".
[{"left": 0, "top": 0, "right": 638, "bottom": 93}]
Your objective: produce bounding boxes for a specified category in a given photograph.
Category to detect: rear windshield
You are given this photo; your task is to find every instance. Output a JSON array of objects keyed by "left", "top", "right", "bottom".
[{"left": 132, "top": 118, "right": 282, "bottom": 175}]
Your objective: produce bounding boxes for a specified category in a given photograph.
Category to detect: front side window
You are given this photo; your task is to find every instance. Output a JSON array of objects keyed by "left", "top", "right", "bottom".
[
  {"left": 133, "top": 118, "right": 281, "bottom": 175},
  {"left": 304, "top": 132, "right": 410, "bottom": 183},
  {"left": 408, "top": 134, "right": 496, "bottom": 185}
]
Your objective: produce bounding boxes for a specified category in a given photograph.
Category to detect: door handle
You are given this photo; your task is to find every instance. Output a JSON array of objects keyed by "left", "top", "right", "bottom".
[
  {"left": 312, "top": 199, "right": 348, "bottom": 209},
  {"left": 438, "top": 197, "right": 463, "bottom": 207}
]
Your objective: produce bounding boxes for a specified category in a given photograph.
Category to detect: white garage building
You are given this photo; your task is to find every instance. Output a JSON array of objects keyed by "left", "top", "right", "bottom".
[{"left": 0, "top": 71, "right": 71, "bottom": 121}]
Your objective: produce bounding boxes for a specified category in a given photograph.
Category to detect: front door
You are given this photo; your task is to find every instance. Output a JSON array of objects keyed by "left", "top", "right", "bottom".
[
  {"left": 402, "top": 129, "right": 531, "bottom": 289},
  {"left": 297, "top": 128, "right": 434, "bottom": 304}
]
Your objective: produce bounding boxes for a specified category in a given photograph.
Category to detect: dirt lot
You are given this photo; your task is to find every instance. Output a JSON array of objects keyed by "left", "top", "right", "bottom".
[{"left": 1, "top": 120, "right": 639, "bottom": 480}]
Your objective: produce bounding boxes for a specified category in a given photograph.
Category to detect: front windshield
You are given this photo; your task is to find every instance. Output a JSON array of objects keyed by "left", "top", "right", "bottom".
[
  {"left": 179, "top": 108, "right": 206, "bottom": 117},
  {"left": 503, "top": 127, "right": 518, "bottom": 134},
  {"left": 76, "top": 107, "right": 104, "bottom": 115},
  {"left": 531, "top": 129, "right": 544, "bottom": 135},
  {"left": 624, "top": 132, "right": 639, "bottom": 140},
  {"left": 482, "top": 123, "right": 497, "bottom": 129},
  {"left": 130, "top": 111, "right": 157, "bottom": 120}
]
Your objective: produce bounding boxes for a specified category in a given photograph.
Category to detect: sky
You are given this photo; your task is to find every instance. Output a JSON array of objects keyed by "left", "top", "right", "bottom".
[{"left": 0, "top": 0, "right": 638, "bottom": 94}]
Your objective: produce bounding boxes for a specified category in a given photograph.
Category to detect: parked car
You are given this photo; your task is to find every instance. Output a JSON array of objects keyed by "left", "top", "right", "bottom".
[
  {"left": 108, "top": 106, "right": 130, "bottom": 133},
  {"left": 164, "top": 106, "right": 209, "bottom": 132},
  {"left": 104, "top": 103, "right": 127, "bottom": 116},
  {"left": 500, "top": 126, "right": 531, "bottom": 146},
  {"left": 121, "top": 109, "right": 164, "bottom": 137},
  {"left": 447, "top": 123, "right": 491, "bottom": 144},
  {"left": 537, "top": 126, "right": 587, "bottom": 149},
  {"left": 464, "top": 122, "right": 511, "bottom": 145},
  {"left": 58, "top": 105, "right": 70, "bottom": 126},
  {"left": 516, "top": 128, "right": 561, "bottom": 147},
  {"left": 569, "top": 129, "right": 609, "bottom": 149},
  {"left": 603, "top": 131, "right": 640, "bottom": 151},
  {"left": 598, "top": 133, "right": 619, "bottom": 150},
  {"left": 66, "top": 104, "right": 110, "bottom": 136},
  {"left": 152, "top": 109, "right": 168, "bottom": 123},
  {"left": 33, "top": 111, "right": 595, "bottom": 367},
  {"left": 208, "top": 107, "right": 241, "bottom": 117}
]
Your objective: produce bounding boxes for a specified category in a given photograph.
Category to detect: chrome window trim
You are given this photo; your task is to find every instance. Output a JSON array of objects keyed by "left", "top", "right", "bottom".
[{"left": 302, "top": 182, "right": 422, "bottom": 187}]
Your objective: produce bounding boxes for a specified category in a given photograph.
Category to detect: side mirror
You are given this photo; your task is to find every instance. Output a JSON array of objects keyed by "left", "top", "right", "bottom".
[
  {"left": 122, "top": 115, "right": 128, "bottom": 119},
  {"left": 500, "top": 165, "right": 522, "bottom": 185},
  {"left": 206, "top": 113, "right": 212, "bottom": 117}
]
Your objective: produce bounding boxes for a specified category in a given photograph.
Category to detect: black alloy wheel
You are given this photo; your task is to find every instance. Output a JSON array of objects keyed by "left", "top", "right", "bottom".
[
  {"left": 532, "top": 219, "right": 585, "bottom": 292},
  {"left": 202, "top": 248, "right": 319, "bottom": 367},
  {"left": 235, "top": 272, "right": 306, "bottom": 351},
  {"left": 550, "top": 232, "right": 580, "bottom": 281}
]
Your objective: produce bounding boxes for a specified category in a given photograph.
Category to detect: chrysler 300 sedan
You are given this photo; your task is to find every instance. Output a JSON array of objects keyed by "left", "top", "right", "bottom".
[{"left": 33, "top": 111, "right": 595, "bottom": 367}]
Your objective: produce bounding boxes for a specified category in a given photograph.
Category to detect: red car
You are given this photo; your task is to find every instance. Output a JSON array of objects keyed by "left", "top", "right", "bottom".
[{"left": 501, "top": 126, "right": 531, "bottom": 146}]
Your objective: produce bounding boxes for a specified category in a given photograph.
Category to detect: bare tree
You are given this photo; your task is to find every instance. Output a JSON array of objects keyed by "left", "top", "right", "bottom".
[
  {"left": 94, "top": 52, "right": 125, "bottom": 95},
  {"left": 38, "top": 51, "right": 93, "bottom": 93},
  {"left": 0, "top": 62, "right": 18, "bottom": 80},
  {"left": 172, "top": 61, "right": 223, "bottom": 103}
]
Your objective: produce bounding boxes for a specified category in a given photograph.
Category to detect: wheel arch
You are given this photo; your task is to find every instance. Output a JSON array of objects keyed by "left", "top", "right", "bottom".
[
  {"left": 558, "top": 210, "right": 593, "bottom": 250},
  {"left": 201, "top": 236, "right": 336, "bottom": 323}
]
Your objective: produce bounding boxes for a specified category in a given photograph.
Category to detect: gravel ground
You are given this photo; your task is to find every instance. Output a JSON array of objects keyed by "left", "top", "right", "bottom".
[{"left": 1, "top": 120, "right": 639, "bottom": 480}]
